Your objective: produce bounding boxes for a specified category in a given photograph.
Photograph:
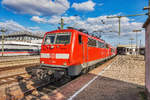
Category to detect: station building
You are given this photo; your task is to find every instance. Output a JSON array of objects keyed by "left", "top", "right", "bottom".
[
  {"left": 143, "top": 17, "right": 150, "bottom": 99},
  {"left": 0, "top": 31, "right": 44, "bottom": 56},
  {"left": 117, "top": 44, "right": 139, "bottom": 55},
  {"left": 0, "top": 31, "right": 43, "bottom": 43}
]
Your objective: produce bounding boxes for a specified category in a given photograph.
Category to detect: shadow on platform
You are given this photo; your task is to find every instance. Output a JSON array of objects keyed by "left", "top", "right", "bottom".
[
  {"left": 72, "top": 73, "right": 146, "bottom": 100},
  {"left": 3, "top": 67, "right": 146, "bottom": 100}
]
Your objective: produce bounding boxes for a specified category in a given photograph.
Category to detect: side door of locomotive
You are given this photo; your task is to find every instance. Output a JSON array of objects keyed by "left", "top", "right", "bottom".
[{"left": 78, "top": 34, "right": 88, "bottom": 67}]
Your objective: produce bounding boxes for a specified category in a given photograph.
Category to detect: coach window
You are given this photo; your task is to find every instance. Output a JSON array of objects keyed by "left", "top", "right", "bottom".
[
  {"left": 106, "top": 44, "right": 109, "bottom": 49},
  {"left": 98, "top": 41, "right": 101, "bottom": 48},
  {"left": 98, "top": 41, "right": 104, "bottom": 48},
  {"left": 103, "top": 44, "right": 106, "bottom": 48},
  {"left": 88, "top": 38, "right": 97, "bottom": 47},
  {"left": 78, "top": 35, "right": 82, "bottom": 44},
  {"left": 111, "top": 48, "right": 113, "bottom": 52}
]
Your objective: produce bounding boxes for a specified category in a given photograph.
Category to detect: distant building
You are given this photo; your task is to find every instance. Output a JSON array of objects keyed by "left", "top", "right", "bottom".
[
  {"left": 0, "top": 31, "right": 43, "bottom": 44},
  {"left": 117, "top": 44, "right": 139, "bottom": 55},
  {"left": 143, "top": 17, "right": 150, "bottom": 99},
  {"left": 0, "top": 31, "right": 44, "bottom": 56}
]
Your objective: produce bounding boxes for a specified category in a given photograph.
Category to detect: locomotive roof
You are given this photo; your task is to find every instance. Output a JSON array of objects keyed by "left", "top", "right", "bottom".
[
  {"left": 45, "top": 29, "right": 114, "bottom": 47},
  {"left": 46, "top": 29, "right": 105, "bottom": 42}
]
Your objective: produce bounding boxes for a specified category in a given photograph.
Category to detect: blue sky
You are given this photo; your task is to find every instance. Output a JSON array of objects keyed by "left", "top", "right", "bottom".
[{"left": 0, "top": 0, "right": 148, "bottom": 46}]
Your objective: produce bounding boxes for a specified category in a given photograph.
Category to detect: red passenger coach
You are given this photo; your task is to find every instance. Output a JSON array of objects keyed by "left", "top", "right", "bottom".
[{"left": 40, "top": 29, "right": 116, "bottom": 77}]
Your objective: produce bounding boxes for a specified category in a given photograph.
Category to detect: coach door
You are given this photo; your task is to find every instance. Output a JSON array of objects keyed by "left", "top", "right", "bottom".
[{"left": 79, "top": 35, "right": 88, "bottom": 67}]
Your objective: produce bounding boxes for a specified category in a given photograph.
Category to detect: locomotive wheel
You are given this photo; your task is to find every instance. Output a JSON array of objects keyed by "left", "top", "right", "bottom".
[
  {"left": 81, "top": 68, "right": 88, "bottom": 74},
  {"left": 36, "top": 69, "right": 52, "bottom": 82},
  {"left": 89, "top": 66, "right": 93, "bottom": 71}
]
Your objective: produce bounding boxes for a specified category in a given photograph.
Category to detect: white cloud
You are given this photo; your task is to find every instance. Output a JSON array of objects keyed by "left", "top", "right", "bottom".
[
  {"left": 72, "top": 0, "right": 96, "bottom": 11},
  {"left": 31, "top": 15, "right": 144, "bottom": 35},
  {"left": 0, "top": 20, "right": 28, "bottom": 33},
  {"left": 31, "top": 16, "right": 47, "bottom": 23},
  {"left": 48, "top": 16, "right": 61, "bottom": 24},
  {"left": 0, "top": 20, "right": 41, "bottom": 33},
  {"left": 28, "top": 26, "right": 40, "bottom": 30},
  {"left": 30, "top": 14, "right": 145, "bottom": 46},
  {"left": 2, "top": 0, "right": 70, "bottom": 16}
]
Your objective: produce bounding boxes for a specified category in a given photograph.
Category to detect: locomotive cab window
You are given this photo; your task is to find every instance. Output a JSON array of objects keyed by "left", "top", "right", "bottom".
[
  {"left": 55, "top": 33, "right": 71, "bottom": 44},
  {"left": 78, "top": 35, "right": 82, "bottom": 44},
  {"left": 44, "top": 35, "right": 55, "bottom": 44},
  {"left": 44, "top": 33, "right": 71, "bottom": 45}
]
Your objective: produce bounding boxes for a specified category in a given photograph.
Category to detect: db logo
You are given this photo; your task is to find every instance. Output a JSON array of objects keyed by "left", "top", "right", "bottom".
[{"left": 50, "top": 53, "right": 56, "bottom": 58}]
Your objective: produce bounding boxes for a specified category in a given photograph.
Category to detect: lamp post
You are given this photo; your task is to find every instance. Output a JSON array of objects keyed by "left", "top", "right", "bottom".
[
  {"left": 129, "top": 38, "right": 134, "bottom": 55},
  {"left": 0, "top": 28, "right": 7, "bottom": 57},
  {"left": 133, "top": 30, "right": 141, "bottom": 57}
]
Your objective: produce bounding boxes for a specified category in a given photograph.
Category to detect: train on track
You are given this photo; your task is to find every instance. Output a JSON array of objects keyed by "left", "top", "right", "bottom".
[
  {"left": 39, "top": 29, "right": 117, "bottom": 79},
  {"left": 0, "top": 41, "right": 41, "bottom": 56}
]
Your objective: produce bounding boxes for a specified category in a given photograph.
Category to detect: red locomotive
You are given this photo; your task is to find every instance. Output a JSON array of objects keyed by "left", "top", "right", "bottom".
[{"left": 40, "top": 29, "right": 116, "bottom": 78}]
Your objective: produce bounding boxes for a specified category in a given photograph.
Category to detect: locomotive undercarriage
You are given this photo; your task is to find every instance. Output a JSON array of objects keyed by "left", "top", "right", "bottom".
[
  {"left": 35, "top": 65, "right": 68, "bottom": 82},
  {"left": 35, "top": 55, "right": 115, "bottom": 81}
]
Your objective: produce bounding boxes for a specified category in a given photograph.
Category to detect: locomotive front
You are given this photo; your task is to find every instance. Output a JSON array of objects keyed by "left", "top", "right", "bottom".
[{"left": 40, "top": 30, "right": 73, "bottom": 79}]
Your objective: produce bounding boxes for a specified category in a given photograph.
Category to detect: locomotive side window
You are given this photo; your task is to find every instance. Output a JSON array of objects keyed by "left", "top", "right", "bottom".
[
  {"left": 98, "top": 41, "right": 105, "bottom": 48},
  {"left": 78, "top": 35, "right": 82, "bottom": 44},
  {"left": 88, "top": 38, "right": 97, "bottom": 47}
]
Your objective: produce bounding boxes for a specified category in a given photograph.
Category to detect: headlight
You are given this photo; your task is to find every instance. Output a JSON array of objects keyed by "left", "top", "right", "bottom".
[
  {"left": 41, "top": 61, "right": 44, "bottom": 64},
  {"left": 63, "top": 62, "right": 67, "bottom": 66},
  {"left": 40, "top": 53, "right": 50, "bottom": 58}
]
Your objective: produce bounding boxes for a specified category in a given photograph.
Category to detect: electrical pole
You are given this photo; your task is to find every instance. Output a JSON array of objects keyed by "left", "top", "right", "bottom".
[
  {"left": 149, "top": 0, "right": 150, "bottom": 14},
  {"left": 60, "top": 18, "right": 64, "bottom": 29},
  {"left": 107, "top": 13, "right": 146, "bottom": 45},
  {"left": 0, "top": 28, "right": 7, "bottom": 57},
  {"left": 129, "top": 38, "right": 134, "bottom": 55},
  {"left": 107, "top": 13, "right": 147, "bottom": 36},
  {"left": 133, "top": 30, "right": 141, "bottom": 57},
  {"left": 140, "top": 40, "right": 142, "bottom": 48},
  {"left": 143, "top": 0, "right": 150, "bottom": 16}
]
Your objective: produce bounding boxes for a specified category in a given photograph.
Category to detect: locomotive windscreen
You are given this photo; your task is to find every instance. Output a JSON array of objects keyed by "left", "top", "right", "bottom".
[{"left": 44, "top": 33, "right": 71, "bottom": 45}]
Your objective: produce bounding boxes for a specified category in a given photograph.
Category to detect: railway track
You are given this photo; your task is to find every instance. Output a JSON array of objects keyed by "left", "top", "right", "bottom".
[
  {"left": 23, "top": 75, "right": 72, "bottom": 99},
  {"left": 0, "top": 56, "right": 117, "bottom": 100},
  {"left": 25, "top": 57, "right": 117, "bottom": 99},
  {"left": 0, "top": 72, "right": 31, "bottom": 86},
  {"left": 0, "top": 56, "right": 40, "bottom": 63},
  {"left": 0, "top": 63, "right": 39, "bottom": 72},
  {"left": 0, "top": 59, "right": 40, "bottom": 72},
  {"left": 0, "top": 71, "right": 71, "bottom": 100}
]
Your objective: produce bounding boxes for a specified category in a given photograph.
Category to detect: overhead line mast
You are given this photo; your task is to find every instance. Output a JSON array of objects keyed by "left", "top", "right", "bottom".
[
  {"left": 107, "top": 13, "right": 147, "bottom": 36},
  {"left": 143, "top": 0, "right": 150, "bottom": 16}
]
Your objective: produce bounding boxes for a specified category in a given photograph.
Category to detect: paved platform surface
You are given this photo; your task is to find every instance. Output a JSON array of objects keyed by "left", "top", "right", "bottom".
[
  {"left": 10, "top": 55, "right": 145, "bottom": 100},
  {"left": 72, "top": 55, "right": 145, "bottom": 100},
  {"left": 45, "top": 55, "right": 145, "bottom": 100}
]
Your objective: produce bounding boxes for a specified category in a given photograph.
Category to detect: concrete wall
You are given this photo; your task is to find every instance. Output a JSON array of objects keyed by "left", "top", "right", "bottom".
[{"left": 145, "top": 23, "right": 150, "bottom": 97}]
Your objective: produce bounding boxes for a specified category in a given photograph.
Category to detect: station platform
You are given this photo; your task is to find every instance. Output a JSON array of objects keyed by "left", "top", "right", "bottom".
[
  {"left": 47, "top": 55, "right": 145, "bottom": 100},
  {"left": 0, "top": 55, "right": 40, "bottom": 70},
  {"left": 0, "top": 55, "right": 40, "bottom": 62}
]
